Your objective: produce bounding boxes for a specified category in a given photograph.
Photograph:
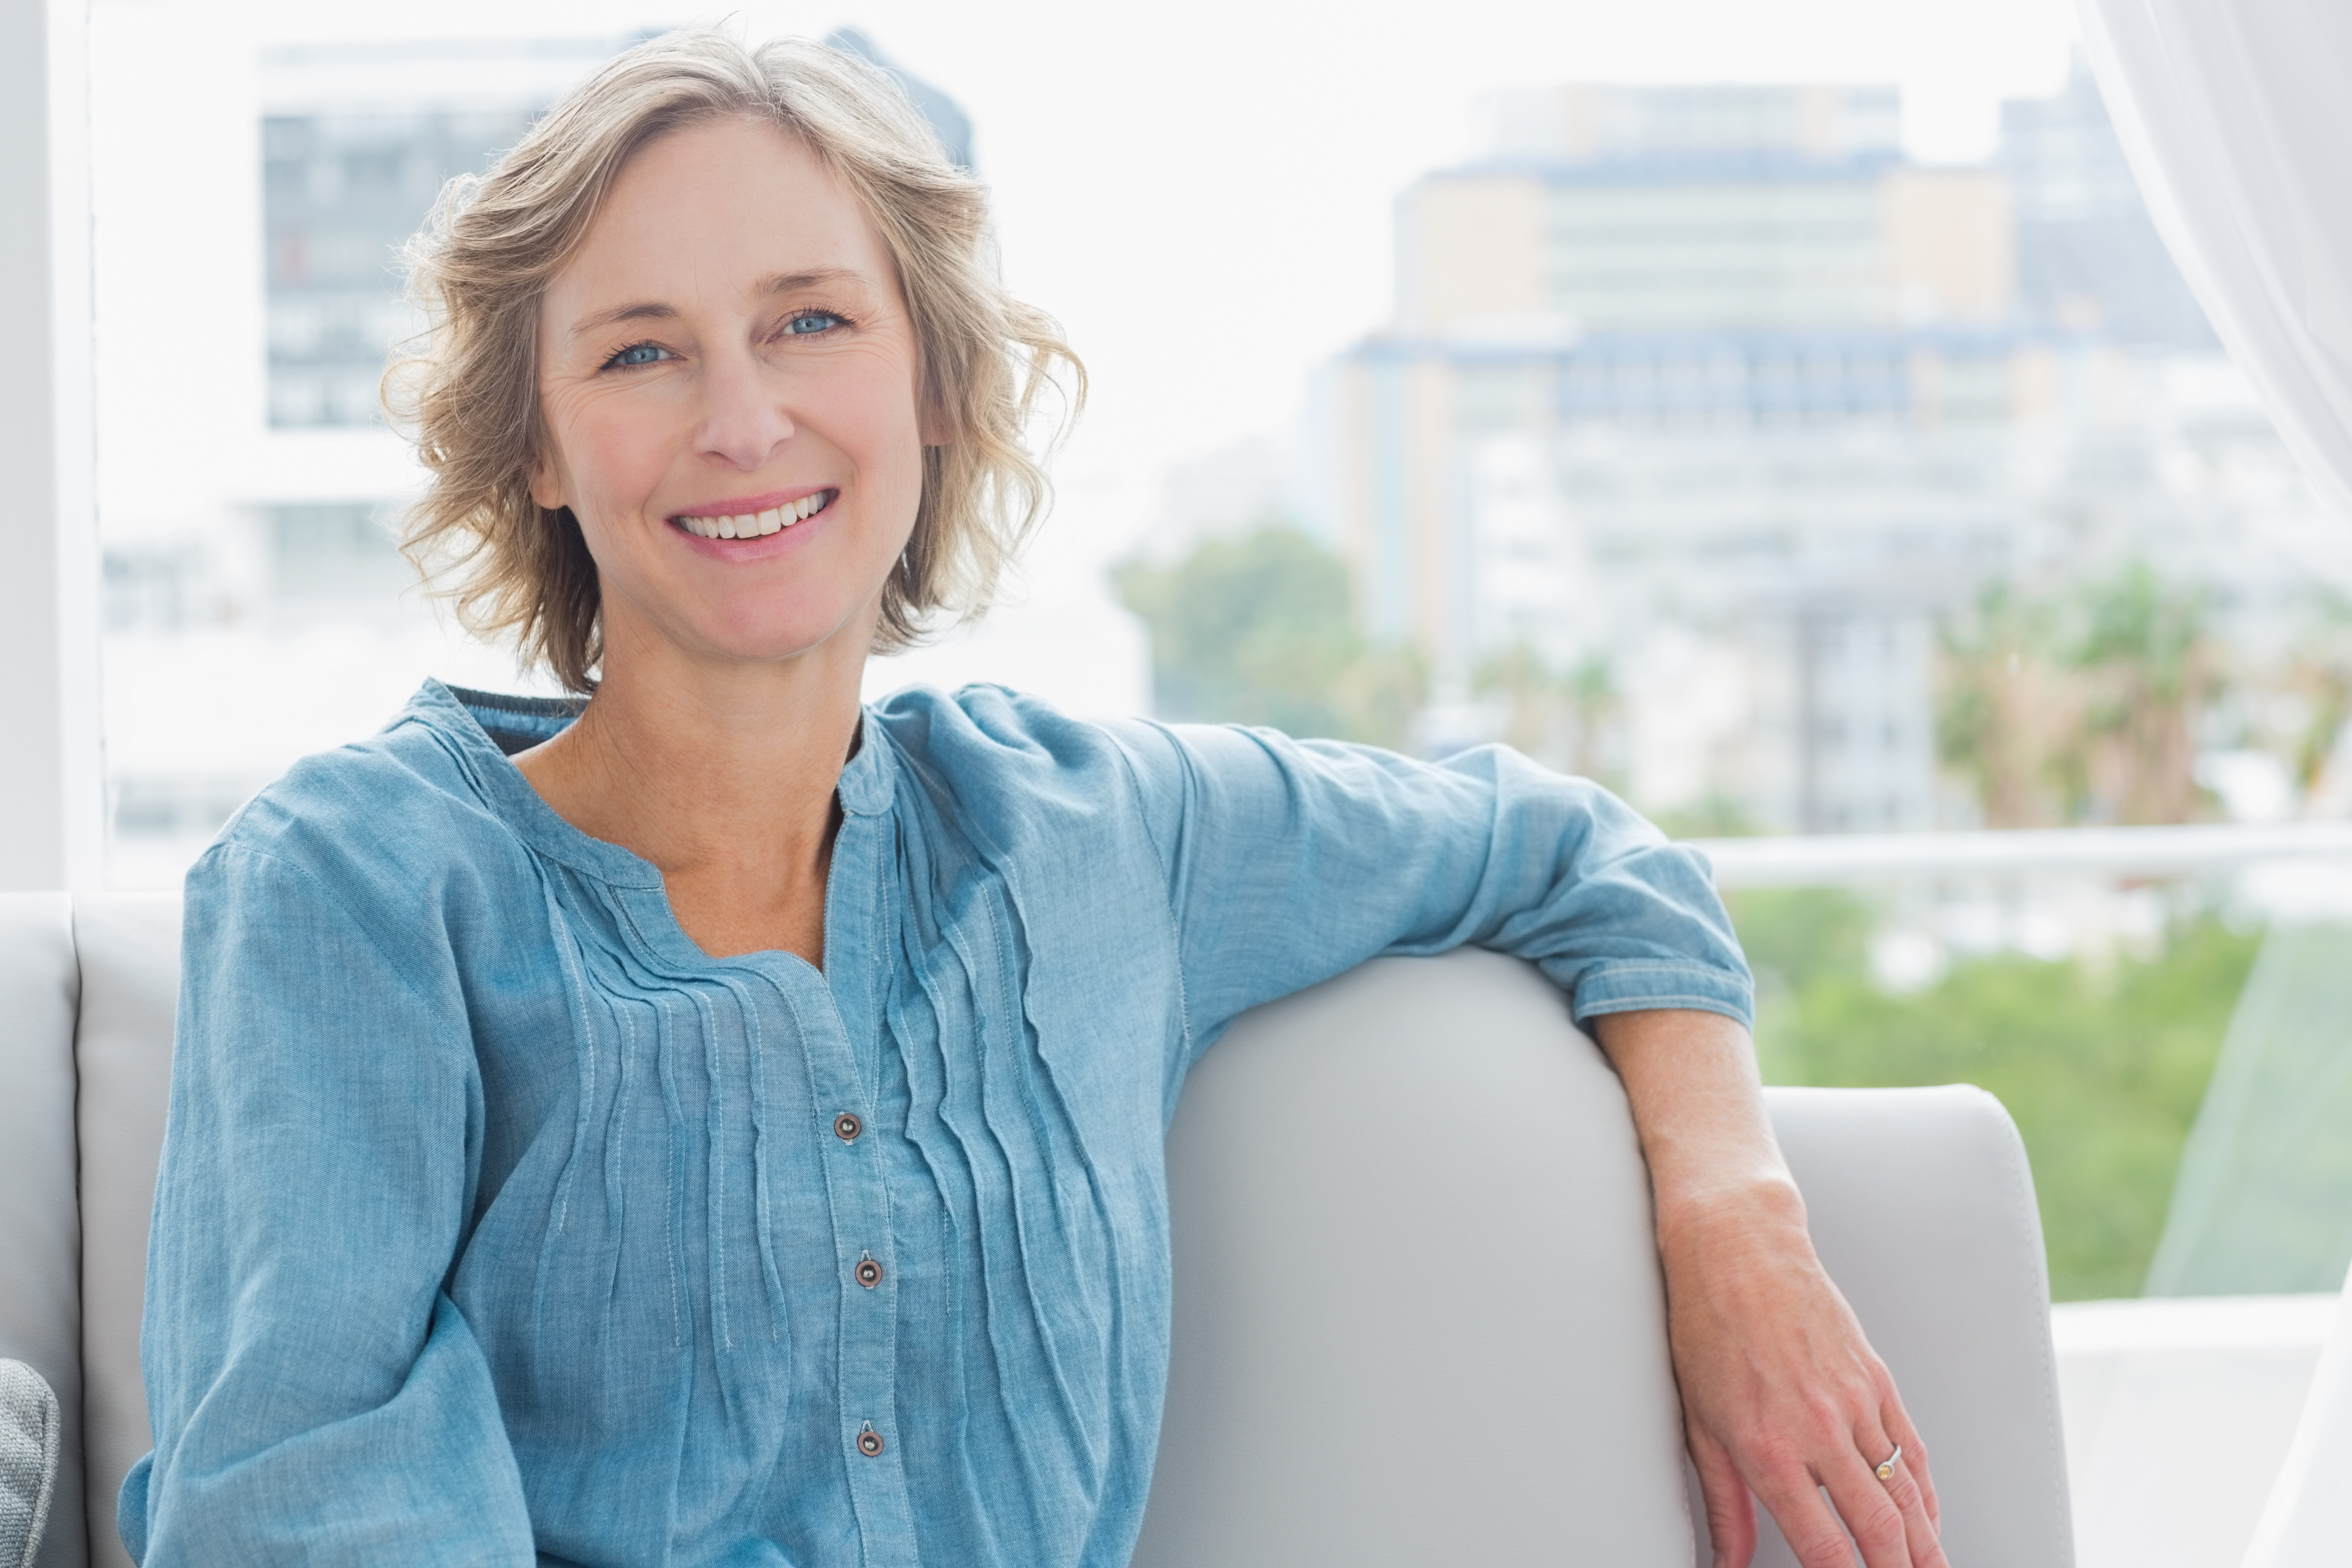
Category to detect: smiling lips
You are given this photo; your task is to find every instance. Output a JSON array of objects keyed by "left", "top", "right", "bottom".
[{"left": 671, "top": 489, "right": 836, "bottom": 539}]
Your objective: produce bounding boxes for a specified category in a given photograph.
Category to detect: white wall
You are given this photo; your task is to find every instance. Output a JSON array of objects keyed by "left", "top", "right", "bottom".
[{"left": 0, "top": 0, "right": 106, "bottom": 891}]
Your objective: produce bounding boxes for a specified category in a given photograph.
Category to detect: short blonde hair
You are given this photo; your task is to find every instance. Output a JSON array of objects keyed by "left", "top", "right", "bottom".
[{"left": 389, "top": 30, "right": 1082, "bottom": 692}]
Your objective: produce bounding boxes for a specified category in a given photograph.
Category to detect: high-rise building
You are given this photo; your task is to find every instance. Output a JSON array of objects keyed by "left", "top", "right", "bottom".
[
  {"left": 1998, "top": 54, "right": 2215, "bottom": 349},
  {"left": 1305, "top": 76, "right": 2304, "bottom": 833},
  {"left": 1319, "top": 85, "right": 2061, "bottom": 831}
]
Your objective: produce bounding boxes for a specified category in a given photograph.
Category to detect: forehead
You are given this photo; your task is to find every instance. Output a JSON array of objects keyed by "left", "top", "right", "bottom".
[{"left": 550, "top": 114, "right": 895, "bottom": 311}]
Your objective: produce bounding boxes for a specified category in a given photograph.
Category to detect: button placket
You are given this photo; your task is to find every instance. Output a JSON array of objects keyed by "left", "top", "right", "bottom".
[{"left": 796, "top": 802, "right": 918, "bottom": 1559}]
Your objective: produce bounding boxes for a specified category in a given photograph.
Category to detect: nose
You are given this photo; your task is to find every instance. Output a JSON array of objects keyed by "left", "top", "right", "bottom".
[{"left": 694, "top": 342, "right": 795, "bottom": 470}]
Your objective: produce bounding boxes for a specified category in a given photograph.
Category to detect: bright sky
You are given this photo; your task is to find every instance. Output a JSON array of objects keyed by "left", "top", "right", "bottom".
[{"left": 245, "top": 0, "right": 2082, "bottom": 539}]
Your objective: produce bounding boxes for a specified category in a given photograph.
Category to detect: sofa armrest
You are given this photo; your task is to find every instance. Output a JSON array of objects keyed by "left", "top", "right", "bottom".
[
  {"left": 0, "top": 893, "right": 89, "bottom": 1568},
  {"left": 1137, "top": 948, "right": 1694, "bottom": 1567},
  {"left": 1139, "top": 952, "right": 2075, "bottom": 1567}
]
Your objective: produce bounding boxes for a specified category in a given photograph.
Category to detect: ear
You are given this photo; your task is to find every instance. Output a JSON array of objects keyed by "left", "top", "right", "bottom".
[{"left": 527, "top": 448, "right": 567, "bottom": 513}]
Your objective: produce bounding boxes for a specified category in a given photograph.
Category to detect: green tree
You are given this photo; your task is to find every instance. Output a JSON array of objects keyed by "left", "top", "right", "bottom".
[
  {"left": 2060, "top": 562, "right": 2219, "bottom": 825},
  {"left": 1729, "top": 889, "right": 2258, "bottom": 1300},
  {"left": 1937, "top": 583, "right": 2058, "bottom": 827},
  {"left": 1112, "top": 526, "right": 1424, "bottom": 748},
  {"left": 1935, "top": 564, "right": 2224, "bottom": 827},
  {"left": 1474, "top": 643, "right": 1622, "bottom": 784},
  {"left": 2280, "top": 592, "right": 2352, "bottom": 802}
]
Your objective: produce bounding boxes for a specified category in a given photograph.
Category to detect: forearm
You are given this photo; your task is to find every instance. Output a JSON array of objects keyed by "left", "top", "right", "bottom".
[{"left": 1586, "top": 1008, "right": 1807, "bottom": 1255}]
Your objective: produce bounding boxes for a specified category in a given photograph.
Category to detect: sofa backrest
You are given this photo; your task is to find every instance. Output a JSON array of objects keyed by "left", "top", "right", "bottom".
[{"left": 1135, "top": 946, "right": 1699, "bottom": 1566}]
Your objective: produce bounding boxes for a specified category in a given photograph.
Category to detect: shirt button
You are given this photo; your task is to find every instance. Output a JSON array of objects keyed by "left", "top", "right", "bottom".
[
  {"left": 857, "top": 1424, "right": 886, "bottom": 1457},
  {"left": 834, "top": 1112, "right": 862, "bottom": 1142},
  {"left": 855, "top": 1255, "right": 883, "bottom": 1289}
]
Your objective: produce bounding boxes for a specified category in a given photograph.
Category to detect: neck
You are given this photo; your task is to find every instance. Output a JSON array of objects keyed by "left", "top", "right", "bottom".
[{"left": 511, "top": 603, "right": 872, "bottom": 962}]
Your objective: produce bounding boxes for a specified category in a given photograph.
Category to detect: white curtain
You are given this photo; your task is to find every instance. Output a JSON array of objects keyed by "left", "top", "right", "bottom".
[
  {"left": 2075, "top": 2, "right": 2352, "bottom": 1559},
  {"left": 2076, "top": 0, "right": 2352, "bottom": 522}
]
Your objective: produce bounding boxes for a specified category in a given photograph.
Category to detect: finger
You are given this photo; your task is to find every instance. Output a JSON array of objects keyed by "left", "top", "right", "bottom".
[
  {"left": 1749, "top": 1474, "right": 1856, "bottom": 1568},
  {"left": 1880, "top": 1395, "right": 1938, "bottom": 1532},
  {"left": 1688, "top": 1420, "right": 1757, "bottom": 1568},
  {"left": 1820, "top": 1443, "right": 1944, "bottom": 1568},
  {"left": 1859, "top": 1429, "right": 1945, "bottom": 1568}
]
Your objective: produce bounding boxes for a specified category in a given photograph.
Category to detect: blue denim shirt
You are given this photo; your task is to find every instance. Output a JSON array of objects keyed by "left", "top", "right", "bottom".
[{"left": 123, "top": 679, "right": 1750, "bottom": 1567}]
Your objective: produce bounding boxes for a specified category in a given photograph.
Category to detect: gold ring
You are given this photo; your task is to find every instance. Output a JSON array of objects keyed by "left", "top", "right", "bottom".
[{"left": 1875, "top": 1443, "right": 1902, "bottom": 1483}]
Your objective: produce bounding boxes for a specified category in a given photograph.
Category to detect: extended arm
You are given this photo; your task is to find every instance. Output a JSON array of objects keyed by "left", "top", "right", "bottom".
[
  {"left": 1107, "top": 719, "right": 1752, "bottom": 1058},
  {"left": 1592, "top": 1008, "right": 1946, "bottom": 1568},
  {"left": 1109, "top": 713, "right": 1944, "bottom": 1566}
]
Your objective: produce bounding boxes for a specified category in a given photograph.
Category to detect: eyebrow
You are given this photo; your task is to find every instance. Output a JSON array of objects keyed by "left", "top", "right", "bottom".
[{"left": 567, "top": 268, "right": 875, "bottom": 339}]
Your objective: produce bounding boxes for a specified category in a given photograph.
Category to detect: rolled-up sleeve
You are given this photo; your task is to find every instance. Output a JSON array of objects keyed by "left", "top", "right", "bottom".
[
  {"left": 1105, "top": 721, "right": 1752, "bottom": 1055},
  {"left": 123, "top": 841, "right": 535, "bottom": 1566}
]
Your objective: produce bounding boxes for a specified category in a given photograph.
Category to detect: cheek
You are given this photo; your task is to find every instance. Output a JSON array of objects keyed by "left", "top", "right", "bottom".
[
  {"left": 828, "top": 351, "right": 930, "bottom": 472},
  {"left": 546, "top": 381, "right": 678, "bottom": 508}
]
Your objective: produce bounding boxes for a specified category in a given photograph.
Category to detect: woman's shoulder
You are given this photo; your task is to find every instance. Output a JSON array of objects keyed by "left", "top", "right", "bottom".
[
  {"left": 865, "top": 682, "right": 1406, "bottom": 822},
  {"left": 870, "top": 681, "right": 1139, "bottom": 785},
  {"left": 867, "top": 681, "right": 1192, "bottom": 842},
  {"left": 199, "top": 687, "right": 535, "bottom": 907}
]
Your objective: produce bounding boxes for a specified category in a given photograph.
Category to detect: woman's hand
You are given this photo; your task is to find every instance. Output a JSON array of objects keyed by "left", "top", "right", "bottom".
[
  {"left": 1663, "top": 1185, "right": 1943, "bottom": 1568},
  {"left": 1589, "top": 1009, "right": 1947, "bottom": 1568}
]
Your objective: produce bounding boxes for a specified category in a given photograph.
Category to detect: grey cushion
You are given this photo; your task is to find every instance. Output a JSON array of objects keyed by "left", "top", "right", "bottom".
[
  {"left": 0, "top": 894, "right": 86, "bottom": 1568},
  {"left": 0, "top": 1360, "right": 61, "bottom": 1568}
]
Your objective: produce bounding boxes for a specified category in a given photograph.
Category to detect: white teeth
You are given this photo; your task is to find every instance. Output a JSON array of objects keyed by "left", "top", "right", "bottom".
[{"left": 678, "top": 495, "right": 829, "bottom": 539}]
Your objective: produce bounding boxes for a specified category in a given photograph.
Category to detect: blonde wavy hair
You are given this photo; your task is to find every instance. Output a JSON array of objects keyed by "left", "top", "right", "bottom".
[{"left": 387, "top": 30, "right": 1082, "bottom": 692}]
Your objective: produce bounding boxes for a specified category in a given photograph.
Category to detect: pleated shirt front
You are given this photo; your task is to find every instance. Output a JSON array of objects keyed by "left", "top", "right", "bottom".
[{"left": 125, "top": 679, "right": 1752, "bottom": 1568}]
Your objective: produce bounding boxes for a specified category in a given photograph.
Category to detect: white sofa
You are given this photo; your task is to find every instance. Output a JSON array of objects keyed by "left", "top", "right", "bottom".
[{"left": 0, "top": 893, "right": 2074, "bottom": 1567}]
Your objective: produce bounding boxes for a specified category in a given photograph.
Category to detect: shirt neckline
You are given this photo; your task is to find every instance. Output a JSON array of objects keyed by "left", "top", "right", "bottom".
[{"left": 401, "top": 678, "right": 897, "bottom": 896}]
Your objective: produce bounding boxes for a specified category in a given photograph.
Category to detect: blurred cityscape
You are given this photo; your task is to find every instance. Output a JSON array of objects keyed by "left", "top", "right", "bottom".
[
  {"left": 94, "top": 14, "right": 2347, "bottom": 883},
  {"left": 1165, "top": 65, "right": 2350, "bottom": 843}
]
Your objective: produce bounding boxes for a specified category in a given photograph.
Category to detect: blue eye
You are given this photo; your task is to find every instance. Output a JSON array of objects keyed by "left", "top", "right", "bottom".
[
  {"left": 787, "top": 311, "right": 846, "bottom": 336},
  {"left": 605, "top": 342, "right": 671, "bottom": 369}
]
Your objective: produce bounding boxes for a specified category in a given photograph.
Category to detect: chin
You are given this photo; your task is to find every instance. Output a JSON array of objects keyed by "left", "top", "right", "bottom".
[{"left": 687, "top": 603, "right": 873, "bottom": 668}]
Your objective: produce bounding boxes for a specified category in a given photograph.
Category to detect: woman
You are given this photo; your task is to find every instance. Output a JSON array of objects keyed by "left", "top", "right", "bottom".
[{"left": 126, "top": 31, "right": 1944, "bottom": 1568}]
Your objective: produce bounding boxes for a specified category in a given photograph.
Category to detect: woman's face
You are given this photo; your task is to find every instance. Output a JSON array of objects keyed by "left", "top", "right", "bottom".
[{"left": 531, "top": 115, "right": 931, "bottom": 674}]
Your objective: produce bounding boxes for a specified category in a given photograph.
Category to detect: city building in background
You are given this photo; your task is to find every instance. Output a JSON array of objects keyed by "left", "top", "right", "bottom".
[
  {"left": 1307, "top": 71, "right": 2342, "bottom": 833},
  {"left": 2000, "top": 54, "right": 2215, "bottom": 350}
]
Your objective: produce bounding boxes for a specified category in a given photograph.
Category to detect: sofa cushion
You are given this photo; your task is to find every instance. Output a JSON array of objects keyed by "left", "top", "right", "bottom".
[{"left": 0, "top": 894, "right": 86, "bottom": 1568}]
